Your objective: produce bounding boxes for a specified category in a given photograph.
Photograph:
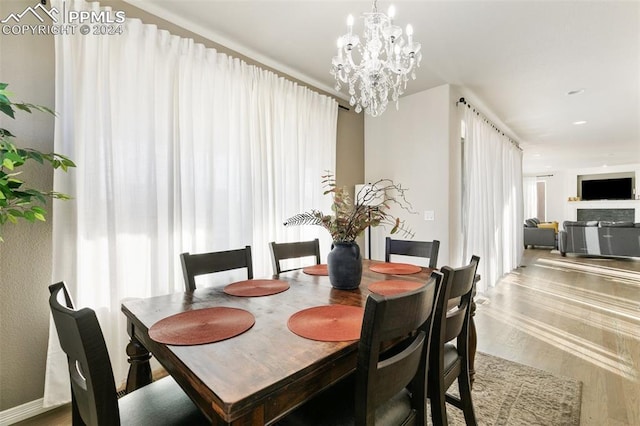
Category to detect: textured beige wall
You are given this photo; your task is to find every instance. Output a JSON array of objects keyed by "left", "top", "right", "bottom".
[
  {"left": 336, "top": 108, "right": 365, "bottom": 197},
  {"left": 336, "top": 107, "right": 365, "bottom": 247},
  {"left": 0, "top": 0, "right": 363, "bottom": 411},
  {"left": 0, "top": 0, "right": 56, "bottom": 410}
]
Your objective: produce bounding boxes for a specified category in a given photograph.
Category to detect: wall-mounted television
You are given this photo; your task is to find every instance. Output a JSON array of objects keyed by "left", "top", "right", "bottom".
[{"left": 581, "top": 177, "right": 633, "bottom": 200}]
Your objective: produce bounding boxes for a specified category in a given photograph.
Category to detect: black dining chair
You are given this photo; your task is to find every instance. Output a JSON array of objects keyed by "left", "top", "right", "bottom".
[
  {"left": 269, "top": 238, "right": 321, "bottom": 275},
  {"left": 428, "top": 255, "right": 480, "bottom": 426},
  {"left": 385, "top": 237, "right": 440, "bottom": 268},
  {"left": 48, "top": 282, "right": 208, "bottom": 425},
  {"left": 278, "top": 271, "right": 442, "bottom": 426},
  {"left": 180, "top": 246, "right": 253, "bottom": 292}
]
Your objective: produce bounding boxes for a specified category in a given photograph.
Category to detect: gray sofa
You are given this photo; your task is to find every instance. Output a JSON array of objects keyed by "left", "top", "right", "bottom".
[
  {"left": 559, "top": 221, "right": 640, "bottom": 258},
  {"left": 524, "top": 218, "right": 557, "bottom": 248}
]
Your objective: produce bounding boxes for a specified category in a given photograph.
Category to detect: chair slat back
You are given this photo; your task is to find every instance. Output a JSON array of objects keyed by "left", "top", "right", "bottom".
[
  {"left": 269, "top": 239, "right": 321, "bottom": 275},
  {"left": 434, "top": 256, "right": 480, "bottom": 345},
  {"left": 444, "top": 302, "right": 469, "bottom": 343},
  {"left": 48, "top": 282, "right": 120, "bottom": 426},
  {"left": 385, "top": 237, "right": 440, "bottom": 268},
  {"left": 180, "top": 246, "right": 253, "bottom": 291},
  {"left": 355, "top": 272, "right": 442, "bottom": 425}
]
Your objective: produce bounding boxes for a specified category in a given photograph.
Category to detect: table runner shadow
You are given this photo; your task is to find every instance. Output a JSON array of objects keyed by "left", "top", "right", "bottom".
[{"left": 429, "top": 352, "right": 581, "bottom": 426}]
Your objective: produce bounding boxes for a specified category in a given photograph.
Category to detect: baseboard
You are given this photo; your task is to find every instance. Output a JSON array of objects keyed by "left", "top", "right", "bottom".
[
  {"left": 0, "top": 398, "right": 62, "bottom": 425},
  {"left": 0, "top": 369, "right": 166, "bottom": 425}
]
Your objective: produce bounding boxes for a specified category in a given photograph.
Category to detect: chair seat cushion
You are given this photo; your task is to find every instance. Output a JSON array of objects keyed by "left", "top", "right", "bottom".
[
  {"left": 119, "top": 376, "right": 208, "bottom": 425},
  {"left": 278, "top": 375, "right": 414, "bottom": 426},
  {"left": 443, "top": 343, "right": 461, "bottom": 375}
]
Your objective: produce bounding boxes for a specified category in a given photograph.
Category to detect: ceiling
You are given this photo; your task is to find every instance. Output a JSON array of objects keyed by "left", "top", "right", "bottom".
[{"left": 126, "top": 0, "right": 640, "bottom": 175}]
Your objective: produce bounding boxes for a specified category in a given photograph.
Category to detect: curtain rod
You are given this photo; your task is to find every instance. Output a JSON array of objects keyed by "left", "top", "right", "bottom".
[{"left": 456, "top": 97, "right": 521, "bottom": 151}]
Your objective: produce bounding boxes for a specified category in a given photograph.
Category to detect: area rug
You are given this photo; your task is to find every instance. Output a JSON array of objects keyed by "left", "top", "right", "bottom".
[{"left": 429, "top": 352, "right": 582, "bottom": 425}]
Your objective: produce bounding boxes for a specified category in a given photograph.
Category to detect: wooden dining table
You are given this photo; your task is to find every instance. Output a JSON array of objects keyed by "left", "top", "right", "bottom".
[{"left": 121, "top": 259, "right": 477, "bottom": 425}]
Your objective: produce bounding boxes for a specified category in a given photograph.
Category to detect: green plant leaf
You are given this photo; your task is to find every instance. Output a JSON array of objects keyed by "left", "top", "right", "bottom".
[
  {"left": 27, "top": 104, "right": 56, "bottom": 116},
  {"left": 23, "top": 190, "right": 46, "bottom": 204},
  {"left": 2, "top": 158, "right": 14, "bottom": 170},
  {"left": 0, "top": 103, "right": 14, "bottom": 119},
  {"left": 14, "top": 103, "right": 32, "bottom": 113},
  {"left": 61, "top": 157, "right": 76, "bottom": 167},
  {"left": 52, "top": 192, "right": 72, "bottom": 200},
  {"left": 26, "top": 151, "right": 44, "bottom": 164},
  {"left": 23, "top": 210, "right": 35, "bottom": 222},
  {"left": 7, "top": 178, "right": 23, "bottom": 189},
  {"left": 0, "top": 128, "right": 16, "bottom": 138},
  {"left": 5, "top": 151, "right": 23, "bottom": 164}
]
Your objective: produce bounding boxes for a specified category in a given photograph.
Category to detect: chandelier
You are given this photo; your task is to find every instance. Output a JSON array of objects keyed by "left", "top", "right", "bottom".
[{"left": 331, "top": 1, "right": 422, "bottom": 117}]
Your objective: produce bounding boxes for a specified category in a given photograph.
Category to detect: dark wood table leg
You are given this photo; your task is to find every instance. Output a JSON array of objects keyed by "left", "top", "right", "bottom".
[
  {"left": 468, "top": 275, "right": 480, "bottom": 388},
  {"left": 468, "top": 299, "right": 477, "bottom": 388},
  {"left": 125, "top": 335, "right": 152, "bottom": 393}
]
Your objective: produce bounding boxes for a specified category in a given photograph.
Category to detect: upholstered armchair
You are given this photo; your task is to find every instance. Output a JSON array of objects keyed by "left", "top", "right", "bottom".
[{"left": 524, "top": 218, "right": 558, "bottom": 249}]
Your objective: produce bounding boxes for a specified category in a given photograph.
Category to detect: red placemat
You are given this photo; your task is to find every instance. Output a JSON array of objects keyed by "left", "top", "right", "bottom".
[
  {"left": 224, "top": 279, "right": 289, "bottom": 297},
  {"left": 288, "top": 305, "right": 364, "bottom": 342},
  {"left": 369, "top": 262, "right": 422, "bottom": 275},
  {"left": 368, "top": 280, "right": 425, "bottom": 296},
  {"left": 149, "top": 307, "right": 255, "bottom": 346},
  {"left": 303, "top": 264, "right": 328, "bottom": 276}
]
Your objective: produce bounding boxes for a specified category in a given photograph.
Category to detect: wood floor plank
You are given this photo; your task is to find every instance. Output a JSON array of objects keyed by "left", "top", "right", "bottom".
[{"left": 475, "top": 249, "right": 640, "bottom": 426}]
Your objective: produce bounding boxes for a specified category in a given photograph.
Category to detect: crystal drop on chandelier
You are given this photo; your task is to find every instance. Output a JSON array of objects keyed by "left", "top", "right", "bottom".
[{"left": 330, "top": 1, "right": 421, "bottom": 117}]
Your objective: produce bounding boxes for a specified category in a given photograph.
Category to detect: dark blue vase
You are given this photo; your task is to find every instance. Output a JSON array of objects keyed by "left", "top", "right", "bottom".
[{"left": 327, "top": 242, "right": 363, "bottom": 290}]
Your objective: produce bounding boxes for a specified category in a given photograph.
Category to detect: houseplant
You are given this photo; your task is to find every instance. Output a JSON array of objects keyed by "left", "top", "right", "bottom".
[
  {"left": 0, "top": 83, "right": 75, "bottom": 241},
  {"left": 284, "top": 173, "right": 414, "bottom": 289}
]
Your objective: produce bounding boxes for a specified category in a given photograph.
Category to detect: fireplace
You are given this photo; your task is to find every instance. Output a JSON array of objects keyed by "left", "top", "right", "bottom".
[{"left": 576, "top": 208, "right": 635, "bottom": 222}]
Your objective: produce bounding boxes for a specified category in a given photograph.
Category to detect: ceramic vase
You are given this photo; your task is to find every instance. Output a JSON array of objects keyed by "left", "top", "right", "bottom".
[{"left": 327, "top": 241, "right": 362, "bottom": 290}]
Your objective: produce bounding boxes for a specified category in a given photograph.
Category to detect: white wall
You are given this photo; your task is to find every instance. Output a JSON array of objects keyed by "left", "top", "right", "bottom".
[
  {"left": 364, "top": 84, "right": 454, "bottom": 267},
  {"left": 543, "top": 163, "right": 640, "bottom": 223}
]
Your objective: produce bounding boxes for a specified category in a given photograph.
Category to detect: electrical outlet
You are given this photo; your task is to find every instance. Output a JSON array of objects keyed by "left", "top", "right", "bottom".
[{"left": 424, "top": 210, "right": 435, "bottom": 221}]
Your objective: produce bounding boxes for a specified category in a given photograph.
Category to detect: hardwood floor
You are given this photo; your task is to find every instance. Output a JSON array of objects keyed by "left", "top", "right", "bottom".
[
  {"left": 12, "top": 404, "right": 70, "bottom": 426},
  {"left": 15, "top": 249, "right": 640, "bottom": 425},
  {"left": 475, "top": 249, "right": 640, "bottom": 425}
]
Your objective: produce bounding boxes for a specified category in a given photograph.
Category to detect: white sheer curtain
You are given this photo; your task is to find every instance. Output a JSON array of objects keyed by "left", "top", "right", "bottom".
[
  {"left": 44, "top": 0, "right": 336, "bottom": 406},
  {"left": 460, "top": 104, "right": 523, "bottom": 293},
  {"left": 523, "top": 176, "right": 538, "bottom": 219}
]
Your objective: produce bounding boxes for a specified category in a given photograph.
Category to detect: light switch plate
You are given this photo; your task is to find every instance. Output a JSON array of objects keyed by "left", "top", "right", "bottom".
[{"left": 424, "top": 210, "right": 435, "bottom": 221}]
